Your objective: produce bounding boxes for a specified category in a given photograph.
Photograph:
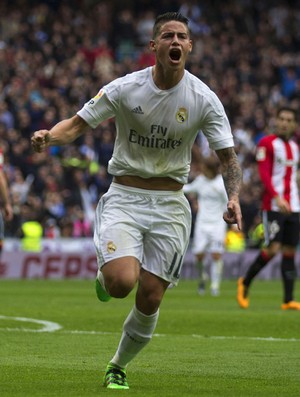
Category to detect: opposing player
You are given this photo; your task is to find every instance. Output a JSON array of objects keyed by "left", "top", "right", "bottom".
[
  {"left": 184, "top": 154, "right": 228, "bottom": 296},
  {"left": 32, "top": 12, "right": 242, "bottom": 390},
  {"left": 237, "top": 107, "right": 300, "bottom": 310}
]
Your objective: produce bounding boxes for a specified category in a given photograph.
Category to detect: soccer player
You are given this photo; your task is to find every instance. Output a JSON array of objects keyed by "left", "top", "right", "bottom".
[
  {"left": 0, "top": 147, "right": 13, "bottom": 255},
  {"left": 31, "top": 12, "right": 242, "bottom": 390},
  {"left": 237, "top": 107, "right": 300, "bottom": 311},
  {"left": 183, "top": 154, "right": 228, "bottom": 296}
]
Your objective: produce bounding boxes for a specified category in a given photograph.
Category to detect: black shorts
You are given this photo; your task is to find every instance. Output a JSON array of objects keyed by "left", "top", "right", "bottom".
[{"left": 262, "top": 210, "right": 300, "bottom": 247}]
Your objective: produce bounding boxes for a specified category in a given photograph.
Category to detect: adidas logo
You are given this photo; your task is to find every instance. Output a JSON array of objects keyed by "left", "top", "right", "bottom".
[{"left": 131, "top": 105, "right": 144, "bottom": 114}]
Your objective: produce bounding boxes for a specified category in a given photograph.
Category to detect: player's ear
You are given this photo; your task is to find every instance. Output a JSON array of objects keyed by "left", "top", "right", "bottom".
[{"left": 149, "top": 40, "right": 156, "bottom": 52}]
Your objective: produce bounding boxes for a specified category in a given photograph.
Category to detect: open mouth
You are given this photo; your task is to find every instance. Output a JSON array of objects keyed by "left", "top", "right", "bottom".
[{"left": 169, "top": 48, "right": 181, "bottom": 62}]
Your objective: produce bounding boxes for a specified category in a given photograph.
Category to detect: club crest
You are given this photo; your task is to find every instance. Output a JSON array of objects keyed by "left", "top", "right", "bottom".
[
  {"left": 176, "top": 107, "right": 188, "bottom": 123},
  {"left": 107, "top": 241, "right": 117, "bottom": 253}
]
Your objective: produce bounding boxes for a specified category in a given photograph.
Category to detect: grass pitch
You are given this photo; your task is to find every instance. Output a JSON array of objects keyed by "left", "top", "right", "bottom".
[{"left": 0, "top": 279, "right": 299, "bottom": 396}]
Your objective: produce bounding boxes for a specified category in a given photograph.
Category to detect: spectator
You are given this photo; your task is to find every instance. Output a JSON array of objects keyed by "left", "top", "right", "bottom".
[{"left": 44, "top": 217, "right": 61, "bottom": 238}]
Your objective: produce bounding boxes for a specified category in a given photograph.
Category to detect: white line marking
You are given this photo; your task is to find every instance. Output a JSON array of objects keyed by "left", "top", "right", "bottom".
[
  {"left": 0, "top": 315, "right": 62, "bottom": 332},
  {"left": 0, "top": 316, "right": 299, "bottom": 342},
  {"left": 191, "top": 334, "right": 300, "bottom": 342},
  {"left": 62, "top": 330, "right": 300, "bottom": 342}
]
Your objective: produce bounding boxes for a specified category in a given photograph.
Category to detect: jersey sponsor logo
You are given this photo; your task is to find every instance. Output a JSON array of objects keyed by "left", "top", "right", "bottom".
[
  {"left": 131, "top": 105, "right": 144, "bottom": 114},
  {"left": 256, "top": 146, "right": 266, "bottom": 161},
  {"left": 276, "top": 157, "right": 296, "bottom": 166},
  {"left": 129, "top": 129, "right": 182, "bottom": 149},
  {"left": 176, "top": 107, "right": 188, "bottom": 123}
]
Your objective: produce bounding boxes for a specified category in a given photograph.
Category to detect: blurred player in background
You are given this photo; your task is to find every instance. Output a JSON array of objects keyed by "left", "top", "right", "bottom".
[
  {"left": 0, "top": 147, "right": 13, "bottom": 255},
  {"left": 237, "top": 107, "right": 300, "bottom": 311},
  {"left": 32, "top": 12, "right": 242, "bottom": 390},
  {"left": 184, "top": 154, "right": 228, "bottom": 296}
]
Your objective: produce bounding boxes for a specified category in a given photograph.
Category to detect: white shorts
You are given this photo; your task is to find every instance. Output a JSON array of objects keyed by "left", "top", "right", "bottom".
[
  {"left": 192, "top": 222, "right": 226, "bottom": 255},
  {"left": 94, "top": 183, "right": 192, "bottom": 285}
]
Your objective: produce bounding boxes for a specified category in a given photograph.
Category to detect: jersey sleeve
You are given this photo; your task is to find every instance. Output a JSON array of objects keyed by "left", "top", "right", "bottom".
[
  {"left": 256, "top": 138, "right": 278, "bottom": 198},
  {"left": 200, "top": 93, "right": 234, "bottom": 150},
  {"left": 77, "top": 87, "right": 117, "bottom": 129}
]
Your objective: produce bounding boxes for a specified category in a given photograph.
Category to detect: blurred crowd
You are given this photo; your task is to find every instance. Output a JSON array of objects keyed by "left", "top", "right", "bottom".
[{"left": 0, "top": 0, "right": 300, "bottom": 245}]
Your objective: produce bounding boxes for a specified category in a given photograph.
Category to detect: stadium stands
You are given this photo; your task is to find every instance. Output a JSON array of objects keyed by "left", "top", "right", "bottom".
[{"left": 0, "top": 0, "right": 299, "bottom": 244}]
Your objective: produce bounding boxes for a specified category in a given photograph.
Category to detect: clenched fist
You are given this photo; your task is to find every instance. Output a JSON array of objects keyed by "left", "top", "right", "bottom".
[{"left": 31, "top": 130, "right": 51, "bottom": 152}]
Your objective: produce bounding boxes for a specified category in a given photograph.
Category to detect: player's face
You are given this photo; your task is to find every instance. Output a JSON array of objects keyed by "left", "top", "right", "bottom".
[
  {"left": 276, "top": 110, "right": 297, "bottom": 140},
  {"left": 150, "top": 21, "right": 192, "bottom": 71}
]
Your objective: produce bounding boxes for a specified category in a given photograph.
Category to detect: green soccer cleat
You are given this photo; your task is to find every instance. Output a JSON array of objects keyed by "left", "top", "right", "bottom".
[
  {"left": 103, "top": 363, "right": 129, "bottom": 389},
  {"left": 95, "top": 278, "right": 111, "bottom": 302},
  {"left": 95, "top": 270, "right": 111, "bottom": 302}
]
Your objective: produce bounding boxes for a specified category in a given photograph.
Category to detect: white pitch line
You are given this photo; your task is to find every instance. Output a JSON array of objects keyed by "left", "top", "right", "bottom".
[
  {"left": 191, "top": 334, "right": 300, "bottom": 342},
  {"left": 0, "top": 315, "right": 62, "bottom": 332},
  {"left": 0, "top": 315, "right": 299, "bottom": 342},
  {"left": 60, "top": 330, "right": 300, "bottom": 342}
]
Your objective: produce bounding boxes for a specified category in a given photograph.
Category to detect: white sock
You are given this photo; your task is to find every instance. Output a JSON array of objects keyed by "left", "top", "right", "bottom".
[
  {"left": 210, "top": 259, "right": 223, "bottom": 291},
  {"left": 110, "top": 305, "right": 159, "bottom": 368}
]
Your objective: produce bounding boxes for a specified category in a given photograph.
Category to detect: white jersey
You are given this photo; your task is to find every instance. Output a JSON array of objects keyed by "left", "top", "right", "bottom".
[
  {"left": 183, "top": 174, "right": 228, "bottom": 224},
  {"left": 183, "top": 174, "right": 228, "bottom": 254},
  {"left": 77, "top": 67, "right": 234, "bottom": 184}
]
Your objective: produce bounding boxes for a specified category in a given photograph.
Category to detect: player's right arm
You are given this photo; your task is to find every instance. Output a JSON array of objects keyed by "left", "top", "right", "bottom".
[{"left": 31, "top": 115, "right": 88, "bottom": 153}]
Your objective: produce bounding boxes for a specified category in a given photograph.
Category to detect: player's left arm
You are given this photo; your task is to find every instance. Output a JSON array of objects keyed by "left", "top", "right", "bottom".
[{"left": 215, "top": 147, "right": 243, "bottom": 230}]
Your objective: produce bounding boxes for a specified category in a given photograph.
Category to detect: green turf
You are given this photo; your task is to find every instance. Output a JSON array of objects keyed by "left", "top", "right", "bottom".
[{"left": 0, "top": 279, "right": 299, "bottom": 396}]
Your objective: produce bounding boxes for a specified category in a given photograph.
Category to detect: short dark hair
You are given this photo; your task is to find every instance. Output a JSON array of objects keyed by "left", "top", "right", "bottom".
[
  {"left": 152, "top": 12, "right": 189, "bottom": 39},
  {"left": 277, "top": 106, "right": 297, "bottom": 121}
]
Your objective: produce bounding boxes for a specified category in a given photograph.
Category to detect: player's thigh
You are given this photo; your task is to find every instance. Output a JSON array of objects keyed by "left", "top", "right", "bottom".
[
  {"left": 94, "top": 187, "right": 145, "bottom": 268},
  {"left": 143, "top": 193, "right": 192, "bottom": 285},
  {"left": 192, "top": 225, "right": 210, "bottom": 254},
  {"left": 193, "top": 223, "right": 225, "bottom": 255},
  {"left": 282, "top": 213, "right": 300, "bottom": 247},
  {"left": 208, "top": 223, "right": 226, "bottom": 254},
  {"left": 262, "top": 210, "right": 284, "bottom": 245}
]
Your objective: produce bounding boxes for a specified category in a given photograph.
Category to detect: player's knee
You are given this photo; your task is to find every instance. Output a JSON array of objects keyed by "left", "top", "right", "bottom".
[
  {"left": 101, "top": 257, "right": 140, "bottom": 298},
  {"left": 211, "top": 252, "right": 222, "bottom": 260},
  {"left": 106, "top": 275, "right": 136, "bottom": 298}
]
